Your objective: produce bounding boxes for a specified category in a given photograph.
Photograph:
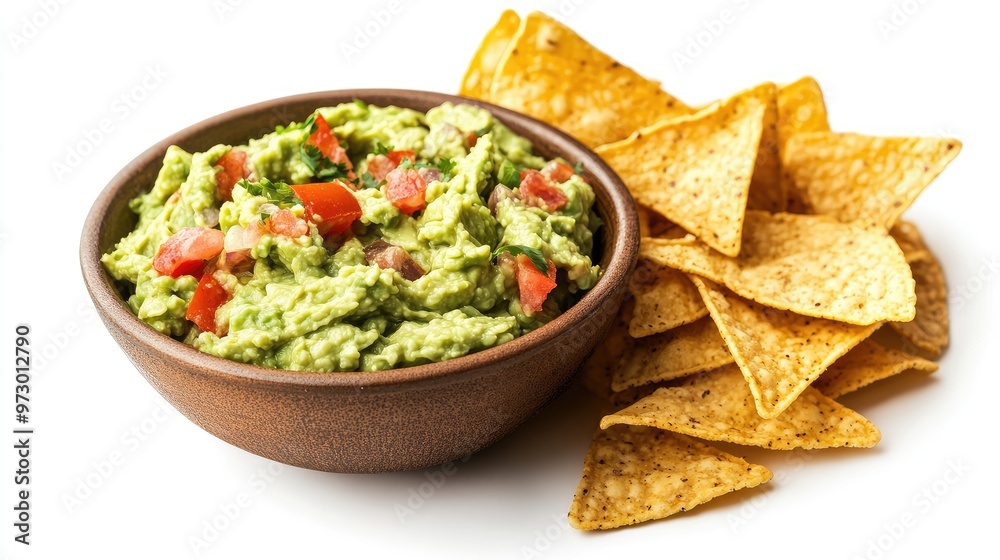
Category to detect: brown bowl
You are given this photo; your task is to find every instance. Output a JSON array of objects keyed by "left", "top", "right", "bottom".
[{"left": 80, "top": 89, "right": 638, "bottom": 473}]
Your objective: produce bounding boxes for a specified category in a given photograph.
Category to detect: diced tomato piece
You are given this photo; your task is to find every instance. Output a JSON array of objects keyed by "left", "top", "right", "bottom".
[
  {"left": 215, "top": 149, "right": 248, "bottom": 201},
  {"left": 290, "top": 180, "right": 362, "bottom": 235},
  {"left": 267, "top": 209, "right": 310, "bottom": 237},
  {"left": 153, "top": 227, "right": 225, "bottom": 278},
  {"left": 384, "top": 168, "right": 428, "bottom": 215},
  {"left": 519, "top": 169, "right": 568, "bottom": 212},
  {"left": 541, "top": 160, "right": 575, "bottom": 183},
  {"left": 308, "top": 115, "right": 355, "bottom": 178},
  {"left": 186, "top": 272, "right": 232, "bottom": 336},
  {"left": 466, "top": 130, "right": 479, "bottom": 148},
  {"left": 515, "top": 254, "right": 557, "bottom": 315},
  {"left": 387, "top": 149, "right": 415, "bottom": 166},
  {"left": 367, "top": 150, "right": 417, "bottom": 182}
]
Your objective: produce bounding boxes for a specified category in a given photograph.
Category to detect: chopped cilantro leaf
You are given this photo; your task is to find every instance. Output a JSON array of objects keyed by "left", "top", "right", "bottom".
[
  {"left": 360, "top": 172, "right": 386, "bottom": 189},
  {"left": 300, "top": 144, "right": 349, "bottom": 181},
  {"left": 491, "top": 245, "right": 547, "bottom": 274},
  {"left": 436, "top": 157, "right": 457, "bottom": 180},
  {"left": 353, "top": 98, "right": 369, "bottom": 110},
  {"left": 373, "top": 141, "right": 392, "bottom": 156},
  {"left": 573, "top": 161, "right": 585, "bottom": 175},
  {"left": 239, "top": 178, "right": 302, "bottom": 210},
  {"left": 497, "top": 159, "right": 520, "bottom": 188}
]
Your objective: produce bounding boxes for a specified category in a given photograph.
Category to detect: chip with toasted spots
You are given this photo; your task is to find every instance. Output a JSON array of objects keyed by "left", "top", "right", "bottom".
[
  {"left": 486, "top": 11, "right": 691, "bottom": 148},
  {"left": 777, "top": 76, "right": 830, "bottom": 212},
  {"left": 641, "top": 211, "right": 916, "bottom": 325},
  {"left": 890, "top": 221, "right": 932, "bottom": 264},
  {"left": 613, "top": 315, "right": 733, "bottom": 392},
  {"left": 568, "top": 425, "right": 772, "bottom": 530},
  {"left": 601, "top": 365, "right": 882, "bottom": 449},
  {"left": 579, "top": 299, "right": 635, "bottom": 403},
  {"left": 459, "top": 10, "right": 521, "bottom": 100},
  {"left": 629, "top": 259, "right": 707, "bottom": 338},
  {"left": 637, "top": 205, "right": 690, "bottom": 239},
  {"left": 813, "top": 338, "right": 939, "bottom": 398},
  {"left": 690, "top": 276, "right": 879, "bottom": 418},
  {"left": 746, "top": 83, "right": 784, "bottom": 213},
  {"left": 781, "top": 132, "right": 961, "bottom": 227},
  {"left": 889, "top": 250, "right": 949, "bottom": 357},
  {"left": 597, "top": 83, "right": 773, "bottom": 256}
]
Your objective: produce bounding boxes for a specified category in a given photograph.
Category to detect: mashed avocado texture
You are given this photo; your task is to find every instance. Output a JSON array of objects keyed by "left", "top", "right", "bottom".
[{"left": 102, "top": 101, "right": 601, "bottom": 372}]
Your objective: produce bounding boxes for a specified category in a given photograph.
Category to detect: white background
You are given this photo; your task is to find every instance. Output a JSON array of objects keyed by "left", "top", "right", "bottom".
[{"left": 2, "top": 1, "right": 998, "bottom": 558}]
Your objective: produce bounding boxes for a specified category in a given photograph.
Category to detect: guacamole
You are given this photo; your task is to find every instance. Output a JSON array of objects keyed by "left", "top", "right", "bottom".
[{"left": 101, "top": 101, "right": 601, "bottom": 372}]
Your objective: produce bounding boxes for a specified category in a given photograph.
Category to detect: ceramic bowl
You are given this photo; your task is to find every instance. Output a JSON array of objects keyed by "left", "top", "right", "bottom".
[{"left": 80, "top": 89, "right": 638, "bottom": 473}]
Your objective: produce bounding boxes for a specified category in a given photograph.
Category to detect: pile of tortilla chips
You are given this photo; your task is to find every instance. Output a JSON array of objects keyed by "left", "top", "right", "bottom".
[{"left": 461, "top": 11, "right": 960, "bottom": 530}]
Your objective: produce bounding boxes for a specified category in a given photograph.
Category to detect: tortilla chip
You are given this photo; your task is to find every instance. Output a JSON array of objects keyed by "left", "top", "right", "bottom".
[
  {"left": 641, "top": 211, "right": 916, "bottom": 325},
  {"left": 813, "top": 338, "right": 939, "bottom": 399},
  {"left": 637, "top": 205, "right": 689, "bottom": 239},
  {"left": 890, "top": 221, "right": 932, "bottom": 264},
  {"left": 629, "top": 259, "right": 707, "bottom": 337},
  {"left": 579, "top": 299, "right": 635, "bottom": 402},
  {"left": 746, "top": 83, "right": 784, "bottom": 213},
  {"left": 777, "top": 77, "right": 830, "bottom": 212},
  {"left": 781, "top": 132, "right": 961, "bottom": 227},
  {"left": 596, "top": 83, "right": 772, "bottom": 256},
  {"left": 459, "top": 10, "right": 521, "bottom": 100},
  {"left": 489, "top": 11, "right": 691, "bottom": 147},
  {"left": 613, "top": 316, "right": 734, "bottom": 392},
  {"left": 690, "top": 276, "right": 879, "bottom": 418},
  {"left": 569, "top": 425, "right": 772, "bottom": 530},
  {"left": 889, "top": 252, "right": 949, "bottom": 357},
  {"left": 601, "top": 364, "right": 882, "bottom": 449}
]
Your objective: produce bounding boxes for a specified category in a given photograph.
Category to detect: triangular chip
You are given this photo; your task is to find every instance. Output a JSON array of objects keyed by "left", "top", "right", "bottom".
[
  {"left": 890, "top": 221, "right": 932, "bottom": 263},
  {"left": 746, "top": 83, "right": 784, "bottom": 213},
  {"left": 569, "top": 425, "right": 771, "bottom": 530},
  {"left": 489, "top": 11, "right": 691, "bottom": 147},
  {"left": 601, "top": 365, "right": 881, "bottom": 449},
  {"left": 637, "top": 205, "right": 690, "bottom": 239},
  {"left": 889, "top": 251, "right": 949, "bottom": 357},
  {"left": 781, "top": 132, "right": 961, "bottom": 227},
  {"left": 813, "top": 338, "right": 938, "bottom": 399},
  {"left": 777, "top": 76, "right": 830, "bottom": 212},
  {"left": 596, "top": 83, "right": 772, "bottom": 256},
  {"left": 641, "top": 211, "right": 916, "bottom": 325},
  {"left": 613, "top": 316, "right": 733, "bottom": 392},
  {"left": 690, "top": 276, "right": 879, "bottom": 418},
  {"left": 629, "top": 259, "right": 707, "bottom": 337},
  {"left": 459, "top": 10, "right": 521, "bottom": 100},
  {"left": 579, "top": 299, "right": 635, "bottom": 402}
]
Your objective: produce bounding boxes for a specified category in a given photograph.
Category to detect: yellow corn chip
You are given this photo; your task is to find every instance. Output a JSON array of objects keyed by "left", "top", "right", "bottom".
[
  {"left": 601, "top": 365, "right": 881, "bottom": 449},
  {"left": 637, "top": 205, "right": 689, "bottom": 239},
  {"left": 813, "top": 338, "right": 938, "bottom": 399},
  {"left": 889, "top": 251, "right": 949, "bottom": 357},
  {"left": 459, "top": 10, "right": 521, "bottom": 100},
  {"left": 690, "top": 276, "right": 879, "bottom": 418},
  {"left": 746, "top": 83, "right": 785, "bottom": 213},
  {"left": 489, "top": 11, "right": 691, "bottom": 147},
  {"left": 777, "top": 76, "right": 830, "bottom": 213},
  {"left": 641, "top": 211, "right": 916, "bottom": 325},
  {"left": 613, "top": 316, "right": 733, "bottom": 392},
  {"left": 890, "top": 221, "right": 932, "bottom": 264},
  {"left": 579, "top": 299, "right": 635, "bottom": 402},
  {"left": 597, "top": 83, "right": 772, "bottom": 256},
  {"left": 569, "top": 425, "right": 772, "bottom": 530},
  {"left": 781, "top": 132, "right": 961, "bottom": 227},
  {"left": 629, "top": 259, "right": 708, "bottom": 337}
]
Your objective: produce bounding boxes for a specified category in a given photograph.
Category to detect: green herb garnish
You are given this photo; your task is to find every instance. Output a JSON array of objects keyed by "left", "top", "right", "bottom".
[
  {"left": 435, "top": 157, "right": 457, "bottom": 180},
  {"left": 300, "top": 144, "right": 350, "bottom": 181},
  {"left": 353, "top": 98, "right": 368, "bottom": 110},
  {"left": 240, "top": 178, "right": 302, "bottom": 211},
  {"left": 373, "top": 141, "right": 392, "bottom": 156},
  {"left": 491, "top": 245, "right": 547, "bottom": 274},
  {"left": 497, "top": 159, "right": 520, "bottom": 188},
  {"left": 360, "top": 172, "right": 386, "bottom": 189},
  {"left": 573, "top": 161, "right": 585, "bottom": 175}
]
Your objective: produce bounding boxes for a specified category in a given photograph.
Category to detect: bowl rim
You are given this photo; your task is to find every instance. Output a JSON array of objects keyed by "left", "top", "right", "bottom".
[{"left": 80, "top": 88, "right": 638, "bottom": 394}]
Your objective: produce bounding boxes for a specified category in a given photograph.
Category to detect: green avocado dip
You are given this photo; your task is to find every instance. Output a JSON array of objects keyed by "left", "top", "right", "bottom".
[{"left": 101, "top": 101, "right": 602, "bottom": 372}]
